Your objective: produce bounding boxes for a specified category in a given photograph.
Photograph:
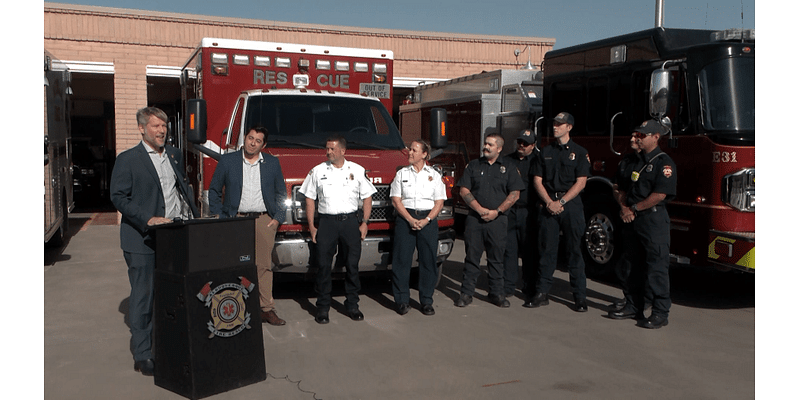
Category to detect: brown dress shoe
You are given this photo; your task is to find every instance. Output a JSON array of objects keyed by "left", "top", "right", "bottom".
[{"left": 261, "top": 310, "right": 286, "bottom": 326}]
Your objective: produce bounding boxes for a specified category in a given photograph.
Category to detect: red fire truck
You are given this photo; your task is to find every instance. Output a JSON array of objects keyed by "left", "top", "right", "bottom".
[
  {"left": 541, "top": 27, "right": 755, "bottom": 274},
  {"left": 178, "top": 38, "right": 455, "bottom": 279}
]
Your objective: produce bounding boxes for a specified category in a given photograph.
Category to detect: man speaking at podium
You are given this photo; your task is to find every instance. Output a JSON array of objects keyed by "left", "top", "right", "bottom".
[{"left": 110, "top": 107, "right": 199, "bottom": 376}]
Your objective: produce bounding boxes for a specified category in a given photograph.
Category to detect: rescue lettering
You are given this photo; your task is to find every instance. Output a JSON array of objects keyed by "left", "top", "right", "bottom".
[
  {"left": 253, "top": 70, "right": 288, "bottom": 85},
  {"left": 317, "top": 74, "right": 350, "bottom": 89},
  {"left": 370, "top": 177, "right": 382, "bottom": 184},
  {"left": 712, "top": 151, "right": 737, "bottom": 163}
]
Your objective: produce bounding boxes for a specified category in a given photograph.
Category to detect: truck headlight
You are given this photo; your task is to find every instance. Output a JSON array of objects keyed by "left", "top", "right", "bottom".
[{"left": 722, "top": 168, "right": 755, "bottom": 212}]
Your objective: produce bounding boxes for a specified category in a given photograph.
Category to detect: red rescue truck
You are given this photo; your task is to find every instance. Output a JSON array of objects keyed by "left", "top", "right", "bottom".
[
  {"left": 541, "top": 27, "right": 755, "bottom": 274},
  {"left": 178, "top": 38, "right": 455, "bottom": 279}
]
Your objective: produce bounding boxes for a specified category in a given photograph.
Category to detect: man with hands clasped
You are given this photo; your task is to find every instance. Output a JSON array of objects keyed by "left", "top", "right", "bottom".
[
  {"left": 525, "top": 112, "right": 591, "bottom": 313},
  {"left": 455, "top": 133, "right": 524, "bottom": 308}
]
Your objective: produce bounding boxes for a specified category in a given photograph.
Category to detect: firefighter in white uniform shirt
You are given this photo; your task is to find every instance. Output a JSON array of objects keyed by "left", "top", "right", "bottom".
[
  {"left": 299, "top": 136, "right": 376, "bottom": 324},
  {"left": 389, "top": 139, "right": 446, "bottom": 316}
]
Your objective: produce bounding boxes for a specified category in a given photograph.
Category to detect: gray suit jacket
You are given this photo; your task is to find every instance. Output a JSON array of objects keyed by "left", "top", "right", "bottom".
[{"left": 110, "top": 142, "right": 199, "bottom": 254}]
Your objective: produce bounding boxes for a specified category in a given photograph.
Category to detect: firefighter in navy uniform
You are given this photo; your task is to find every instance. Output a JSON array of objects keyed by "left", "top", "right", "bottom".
[
  {"left": 525, "top": 112, "right": 591, "bottom": 312},
  {"left": 502, "top": 129, "right": 539, "bottom": 300},
  {"left": 455, "top": 133, "right": 524, "bottom": 308},
  {"left": 608, "top": 119, "right": 676, "bottom": 329}
]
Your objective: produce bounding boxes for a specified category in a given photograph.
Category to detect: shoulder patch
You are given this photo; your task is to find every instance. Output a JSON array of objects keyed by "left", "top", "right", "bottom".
[{"left": 662, "top": 165, "right": 673, "bottom": 178}]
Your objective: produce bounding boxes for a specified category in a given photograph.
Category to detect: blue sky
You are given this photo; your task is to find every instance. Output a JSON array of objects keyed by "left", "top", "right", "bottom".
[{"left": 47, "top": 0, "right": 755, "bottom": 49}]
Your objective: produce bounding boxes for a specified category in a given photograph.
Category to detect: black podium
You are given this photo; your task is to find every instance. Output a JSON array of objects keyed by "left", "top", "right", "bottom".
[{"left": 152, "top": 217, "right": 266, "bottom": 399}]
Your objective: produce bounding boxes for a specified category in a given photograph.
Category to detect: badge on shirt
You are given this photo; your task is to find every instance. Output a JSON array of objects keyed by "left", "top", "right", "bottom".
[
  {"left": 663, "top": 165, "right": 673, "bottom": 178},
  {"left": 569, "top": 153, "right": 576, "bottom": 161},
  {"left": 500, "top": 166, "right": 506, "bottom": 174},
  {"left": 631, "top": 171, "right": 640, "bottom": 182},
  {"left": 428, "top": 175, "right": 433, "bottom": 181},
  {"left": 349, "top": 173, "right": 354, "bottom": 180},
  {"left": 646, "top": 165, "right": 653, "bottom": 173}
]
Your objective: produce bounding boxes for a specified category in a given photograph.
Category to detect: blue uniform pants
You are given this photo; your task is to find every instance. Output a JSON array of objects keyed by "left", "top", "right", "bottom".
[{"left": 391, "top": 209, "right": 438, "bottom": 306}]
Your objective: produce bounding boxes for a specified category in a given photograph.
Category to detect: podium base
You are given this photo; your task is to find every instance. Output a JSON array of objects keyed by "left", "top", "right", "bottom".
[{"left": 154, "top": 264, "right": 266, "bottom": 399}]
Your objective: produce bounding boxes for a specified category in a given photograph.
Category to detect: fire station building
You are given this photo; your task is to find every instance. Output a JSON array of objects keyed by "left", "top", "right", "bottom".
[{"left": 44, "top": 2, "right": 553, "bottom": 206}]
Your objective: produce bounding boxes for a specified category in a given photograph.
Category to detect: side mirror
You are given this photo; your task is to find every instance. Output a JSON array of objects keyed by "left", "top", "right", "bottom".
[
  {"left": 186, "top": 99, "right": 207, "bottom": 144},
  {"left": 649, "top": 69, "right": 672, "bottom": 119},
  {"left": 429, "top": 108, "right": 448, "bottom": 149}
]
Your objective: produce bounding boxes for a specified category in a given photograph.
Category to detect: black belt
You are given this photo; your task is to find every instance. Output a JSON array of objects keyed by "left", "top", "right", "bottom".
[
  {"left": 636, "top": 206, "right": 661, "bottom": 215},
  {"left": 407, "top": 209, "right": 432, "bottom": 215},
  {"left": 237, "top": 211, "right": 269, "bottom": 217},
  {"left": 320, "top": 212, "right": 357, "bottom": 221}
]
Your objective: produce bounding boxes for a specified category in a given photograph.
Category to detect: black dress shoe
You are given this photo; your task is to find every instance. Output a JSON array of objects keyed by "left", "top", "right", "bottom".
[
  {"left": 608, "top": 298, "right": 626, "bottom": 311},
  {"left": 488, "top": 294, "right": 510, "bottom": 308},
  {"left": 523, "top": 292, "right": 548, "bottom": 308},
  {"left": 574, "top": 297, "right": 588, "bottom": 312},
  {"left": 421, "top": 304, "right": 435, "bottom": 316},
  {"left": 397, "top": 303, "right": 410, "bottom": 315},
  {"left": 454, "top": 294, "right": 472, "bottom": 307},
  {"left": 134, "top": 359, "right": 154, "bottom": 376},
  {"left": 607, "top": 306, "right": 639, "bottom": 320},
  {"left": 315, "top": 312, "right": 330, "bottom": 324},
  {"left": 639, "top": 314, "right": 669, "bottom": 329},
  {"left": 347, "top": 309, "right": 364, "bottom": 321}
]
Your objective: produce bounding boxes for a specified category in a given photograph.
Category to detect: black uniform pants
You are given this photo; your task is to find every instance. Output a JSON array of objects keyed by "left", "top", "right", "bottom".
[
  {"left": 503, "top": 206, "right": 538, "bottom": 296},
  {"left": 315, "top": 213, "right": 362, "bottom": 312},
  {"left": 461, "top": 213, "right": 507, "bottom": 297},
  {"left": 625, "top": 207, "right": 671, "bottom": 317},
  {"left": 535, "top": 200, "right": 587, "bottom": 300}
]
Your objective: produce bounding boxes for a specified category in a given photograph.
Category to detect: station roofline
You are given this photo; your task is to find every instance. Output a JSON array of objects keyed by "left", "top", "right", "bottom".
[{"left": 44, "top": 2, "right": 556, "bottom": 46}]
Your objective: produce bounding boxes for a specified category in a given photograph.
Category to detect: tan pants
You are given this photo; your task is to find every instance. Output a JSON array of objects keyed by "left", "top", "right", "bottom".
[{"left": 240, "top": 212, "right": 278, "bottom": 312}]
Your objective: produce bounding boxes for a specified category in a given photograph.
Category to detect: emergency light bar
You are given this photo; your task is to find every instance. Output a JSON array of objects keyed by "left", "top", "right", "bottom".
[{"left": 711, "top": 29, "right": 755, "bottom": 42}]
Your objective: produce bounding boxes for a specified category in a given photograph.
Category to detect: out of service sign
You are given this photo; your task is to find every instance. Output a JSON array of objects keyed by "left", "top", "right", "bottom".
[{"left": 359, "top": 83, "right": 390, "bottom": 99}]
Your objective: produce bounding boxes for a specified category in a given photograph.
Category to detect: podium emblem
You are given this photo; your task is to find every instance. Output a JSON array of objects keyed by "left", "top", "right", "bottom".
[{"left": 197, "top": 277, "right": 255, "bottom": 338}]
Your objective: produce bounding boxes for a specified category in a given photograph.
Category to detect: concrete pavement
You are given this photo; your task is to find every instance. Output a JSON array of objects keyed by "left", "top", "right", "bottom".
[{"left": 44, "top": 212, "right": 755, "bottom": 399}]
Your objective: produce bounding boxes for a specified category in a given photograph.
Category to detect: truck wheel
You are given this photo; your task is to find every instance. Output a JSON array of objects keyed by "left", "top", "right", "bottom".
[{"left": 582, "top": 195, "right": 622, "bottom": 278}]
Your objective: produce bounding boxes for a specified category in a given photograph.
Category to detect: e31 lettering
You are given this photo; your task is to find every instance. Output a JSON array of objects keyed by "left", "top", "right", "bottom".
[{"left": 712, "top": 151, "right": 737, "bottom": 163}]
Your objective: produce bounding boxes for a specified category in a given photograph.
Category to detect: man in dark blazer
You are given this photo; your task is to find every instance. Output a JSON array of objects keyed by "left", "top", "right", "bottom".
[
  {"left": 209, "top": 126, "right": 287, "bottom": 326},
  {"left": 110, "top": 107, "right": 199, "bottom": 376}
]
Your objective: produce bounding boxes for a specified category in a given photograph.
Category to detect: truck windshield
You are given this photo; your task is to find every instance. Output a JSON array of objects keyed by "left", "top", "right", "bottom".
[
  {"left": 244, "top": 94, "right": 405, "bottom": 150},
  {"left": 698, "top": 57, "right": 754, "bottom": 134}
]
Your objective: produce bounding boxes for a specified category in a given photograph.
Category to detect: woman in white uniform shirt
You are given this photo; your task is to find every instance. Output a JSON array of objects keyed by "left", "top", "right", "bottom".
[{"left": 390, "top": 140, "right": 446, "bottom": 316}]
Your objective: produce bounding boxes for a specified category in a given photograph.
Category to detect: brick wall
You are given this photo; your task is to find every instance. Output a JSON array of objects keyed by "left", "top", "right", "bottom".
[{"left": 44, "top": 2, "right": 554, "bottom": 154}]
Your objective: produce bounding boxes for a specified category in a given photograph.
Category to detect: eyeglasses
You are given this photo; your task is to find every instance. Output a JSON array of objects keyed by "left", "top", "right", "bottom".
[
  {"left": 632, "top": 132, "right": 652, "bottom": 139},
  {"left": 517, "top": 140, "right": 533, "bottom": 146}
]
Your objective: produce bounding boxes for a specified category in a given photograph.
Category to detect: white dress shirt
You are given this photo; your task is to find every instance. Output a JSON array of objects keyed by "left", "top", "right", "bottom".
[
  {"left": 390, "top": 164, "right": 446, "bottom": 210},
  {"left": 142, "top": 141, "right": 185, "bottom": 220},
  {"left": 299, "top": 159, "right": 377, "bottom": 215},
  {"left": 238, "top": 152, "right": 268, "bottom": 213}
]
